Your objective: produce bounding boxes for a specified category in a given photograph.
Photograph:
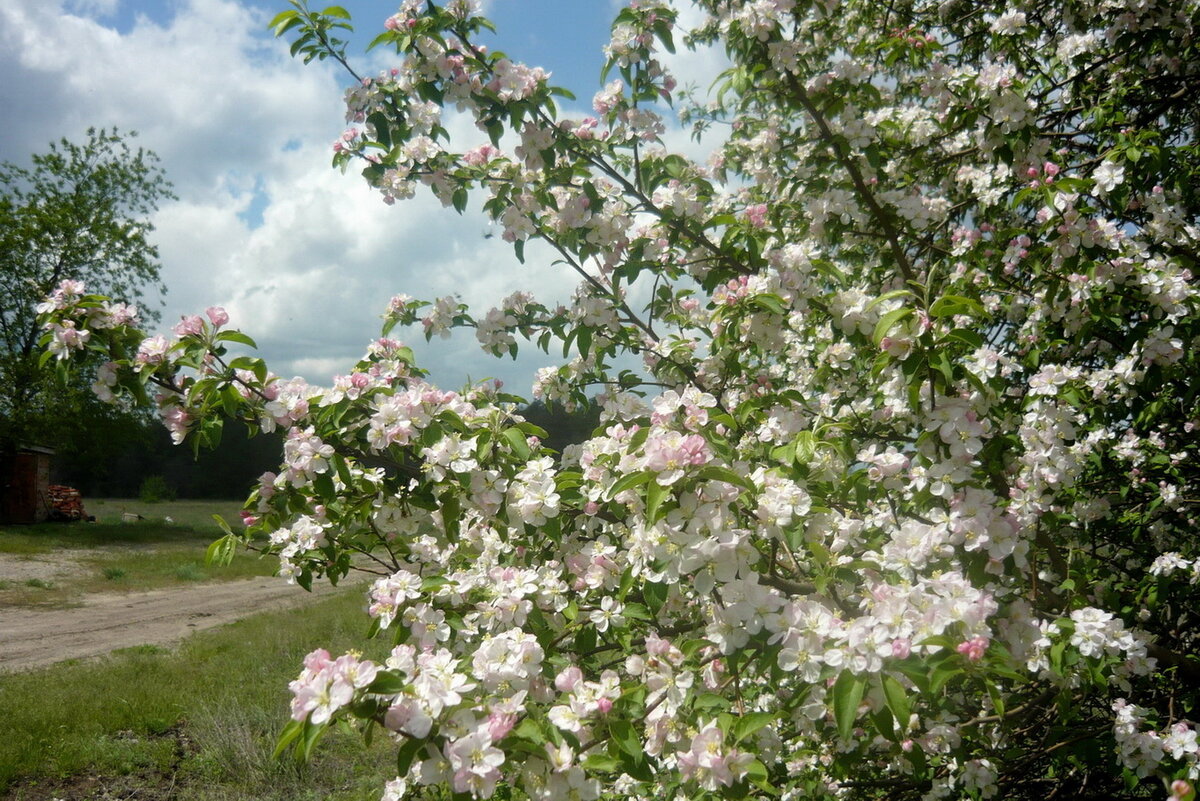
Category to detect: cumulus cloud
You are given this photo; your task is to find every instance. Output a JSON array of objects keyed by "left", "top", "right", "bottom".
[
  {"left": 0, "top": 0, "right": 727, "bottom": 396},
  {"left": 0, "top": 0, "right": 590, "bottom": 394}
]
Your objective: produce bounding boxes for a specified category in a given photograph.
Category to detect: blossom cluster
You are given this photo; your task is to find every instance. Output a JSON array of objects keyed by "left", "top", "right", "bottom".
[{"left": 41, "top": 0, "right": 1200, "bottom": 799}]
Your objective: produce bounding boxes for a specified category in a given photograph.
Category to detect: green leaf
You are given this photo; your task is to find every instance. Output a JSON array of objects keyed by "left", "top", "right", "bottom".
[
  {"left": 751, "top": 294, "right": 787, "bottom": 315},
  {"left": 928, "top": 294, "right": 984, "bottom": 319},
  {"left": 744, "top": 759, "right": 772, "bottom": 792},
  {"left": 793, "top": 431, "right": 817, "bottom": 464},
  {"left": 986, "top": 681, "right": 1006, "bottom": 718},
  {"left": 623, "top": 602, "right": 652, "bottom": 621},
  {"left": 693, "top": 465, "right": 754, "bottom": 492},
  {"left": 943, "top": 327, "right": 984, "bottom": 349},
  {"left": 608, "top": 470, "right": 653, "bottom": 500},
  {"left": 872, "top": 307, "right": 912, "bottom": 346},
  {"left": 869, "top": 702, "right": 896, "bottom": 741},
  {"left": 366, "top": 671, "right": 407, "bottom": 695},
  {"left": 732, "top": 712, "right": 775, "bottom": 744},
  {"left": 272, "top": 718, "right": 304, "bottom": 759},
  {"left": 642, "top": 581, "right": 667, "bottom": 615},
  {"left": 693, "top": 692, "right": 730, "bottom": 711},
  {"left": 205, "top": 533, "right": 237, "bottom": 567},
  {"left": 513, "top": 717, "right": 544, "bottom": 743},
  {"left": 582, "top": 754, "right": 622, "bottom": 772},
  {"left": 881, "top": 674, "right": 910, "bottom": 729},
  {"left": 298, "top": 719, "right": 326, "bottom": 762},
  {"left": 502, "top": 427, "right": 531, "bottom": 460},
  {"left": 832, "top": 671, "right": 866, "bottom": 741},
  {"left": 645, "top": 479, "right": 669, "bottom": 522},
  {"left": 395, "top": 736, "right": 424, "bottom": 775},
  {"left": 609, "top": 719, "right": 642, "bottom": 757},
  {"left": 215, "top": 330, "right": 258, "bottom": 348},
  {"left": 929, "top": 662, "right": 963, "bottom": 695},
  {"left": 267, "top": 9, "right": 298, "bottom": 30}
]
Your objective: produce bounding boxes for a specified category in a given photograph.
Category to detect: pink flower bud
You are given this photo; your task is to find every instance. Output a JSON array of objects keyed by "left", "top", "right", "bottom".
[
  {"left": 206, "top": 306, "right": 230, "bottom": 327},
  {"left": 956, "top": 636, "right": 988, "bottom": 661}
]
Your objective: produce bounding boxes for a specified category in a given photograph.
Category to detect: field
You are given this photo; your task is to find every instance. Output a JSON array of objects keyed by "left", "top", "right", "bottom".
[
  {"left": 0, "top": 498, "right": 272, "bottom": 607},
  {"left": 0, "top": 499, "right": 394, "bottom": 800},
  {"left": 0, "top": 591, "right": 395, "bottom": 801}
]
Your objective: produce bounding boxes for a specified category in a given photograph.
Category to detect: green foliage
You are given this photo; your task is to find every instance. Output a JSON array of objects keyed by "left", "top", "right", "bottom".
[{"left": 138, "top": 474, "right": 177, "bottom": 504}]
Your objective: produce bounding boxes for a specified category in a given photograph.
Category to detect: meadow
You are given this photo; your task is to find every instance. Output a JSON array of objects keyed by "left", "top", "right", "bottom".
[
  {"left": 0, "top": 499, "right": 393, "bottom": 800},
  {"left": 0, "top": 498, "right": 272, "bottom": 606},
  {"left": 0, "top": 590, "right": 395, "bottom": 800}
]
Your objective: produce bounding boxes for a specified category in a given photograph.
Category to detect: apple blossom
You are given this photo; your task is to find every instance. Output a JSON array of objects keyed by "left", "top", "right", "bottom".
[{"left": 38, "top": 1, "right": 1200, "bottom": 799}]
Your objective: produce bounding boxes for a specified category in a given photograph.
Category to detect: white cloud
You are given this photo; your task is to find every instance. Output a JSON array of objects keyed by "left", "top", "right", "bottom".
[
  {"left": 0, "top": 0, "right": 589, "bottom": 395},
  {"left": 0, "top": 0, "right": 728, "bottom": 397}
]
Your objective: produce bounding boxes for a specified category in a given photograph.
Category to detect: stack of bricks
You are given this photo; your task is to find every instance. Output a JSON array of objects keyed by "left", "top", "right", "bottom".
[{"left": 46, "top": 485, "right": 87, "bottom": 521}]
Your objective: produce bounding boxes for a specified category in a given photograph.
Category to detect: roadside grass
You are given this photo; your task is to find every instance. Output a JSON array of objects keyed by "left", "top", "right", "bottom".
[
  {"left": 0, "top": 499, "right": 274, "bottom": 607},
  {"left": 0, "top": 587, "right": 396, "bottom": 801}
]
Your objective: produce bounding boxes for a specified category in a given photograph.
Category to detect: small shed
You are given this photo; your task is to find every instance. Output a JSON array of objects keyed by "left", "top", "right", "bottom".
[{"left": 0, "top": 445, "right": 55, "bottom": 524}]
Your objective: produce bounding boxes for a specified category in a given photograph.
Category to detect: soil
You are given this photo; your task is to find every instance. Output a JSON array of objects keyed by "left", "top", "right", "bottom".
[
  {"left": 3, "top": 723, "right": 196, "bottom": 801},
  {"left": 0, "top": 554, "right": 349, "bottom": 673}
]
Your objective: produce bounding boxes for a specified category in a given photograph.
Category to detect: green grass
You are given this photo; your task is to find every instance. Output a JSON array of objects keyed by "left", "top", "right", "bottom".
[
  {"left": 173, "top": 562, "right": 206, "bottom": 582},
  {"left": 0, "top": 499, "right": 275, "bottom": 607},
  {"left": 0, "top": 587, "right": 395, "bottom": 801}
]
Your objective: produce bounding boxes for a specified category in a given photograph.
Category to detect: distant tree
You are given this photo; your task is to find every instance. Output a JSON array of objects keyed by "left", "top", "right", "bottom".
[
  {"left": 519, "top": 399, "right": 601, "bottom": 456},
  {"left": 0, "top": 128, "right": 174, "bottom": 451}
]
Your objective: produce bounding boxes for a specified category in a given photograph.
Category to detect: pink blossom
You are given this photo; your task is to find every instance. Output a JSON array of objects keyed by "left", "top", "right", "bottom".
[
  {"left": 206, "top": 306, "right": 230, "bottom": 327},
  {"left": 173, "top": 315, "right": 204, "bottom": 336},
  {"left": 555, "top": 665, "right": 583, "bottom": 692},
  {"left": 745, "top": 203, "right": 769, "bottom": 228},
  {"left": 956, "top": 636, "right": 989, "bottom": 661}
]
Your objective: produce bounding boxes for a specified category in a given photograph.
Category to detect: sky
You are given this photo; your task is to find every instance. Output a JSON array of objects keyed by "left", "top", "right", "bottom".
[{"left": 0, "top": 0, "right": 725, "bottom": 396}]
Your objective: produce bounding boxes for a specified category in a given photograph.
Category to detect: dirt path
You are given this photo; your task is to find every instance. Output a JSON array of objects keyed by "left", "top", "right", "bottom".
[{"left": 0, "top": 576, "right": 351, "bottom": 672}]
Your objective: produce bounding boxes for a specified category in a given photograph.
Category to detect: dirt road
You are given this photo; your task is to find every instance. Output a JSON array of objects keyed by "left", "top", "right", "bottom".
[{"left": 0, "top": 576, "right": 351, "bottom": 672}]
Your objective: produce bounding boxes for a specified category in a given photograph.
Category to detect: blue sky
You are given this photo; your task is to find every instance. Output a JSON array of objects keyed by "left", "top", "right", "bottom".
[{"left": 0, "top": 0, "right": 723, "bottom": 394}]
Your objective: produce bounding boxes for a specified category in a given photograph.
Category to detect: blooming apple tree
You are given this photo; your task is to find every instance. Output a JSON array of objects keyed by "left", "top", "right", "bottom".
[{"left": 41, "top": 0, "right": 1200, "bottom": 798}]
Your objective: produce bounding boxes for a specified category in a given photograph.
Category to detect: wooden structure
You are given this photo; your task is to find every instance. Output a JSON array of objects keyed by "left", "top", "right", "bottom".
[{"left": 0, "top": 445, "right": 55, "bottom": 524}]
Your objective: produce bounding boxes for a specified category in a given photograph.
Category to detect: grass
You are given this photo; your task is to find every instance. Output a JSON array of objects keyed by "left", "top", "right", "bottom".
[
  {"left": 0, "top": 499, "right": 275, "bottom": 607},
  {"left": 0, "top": 498, "right": 245, "bottom": 555},
  {"left": 0, "top": 587, "right": 395, "bottom": 801}
]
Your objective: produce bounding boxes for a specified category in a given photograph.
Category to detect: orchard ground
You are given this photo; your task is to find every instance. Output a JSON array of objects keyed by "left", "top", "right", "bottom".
[{"left": 0, "top": 499, "right": 383, "bottom": 800}]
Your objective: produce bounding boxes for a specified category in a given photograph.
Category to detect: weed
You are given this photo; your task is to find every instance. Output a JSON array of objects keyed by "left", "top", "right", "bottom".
[
  {"left": 138, "top": 475, "right": 177, "bottom": 504},
  {"left": 0, "top": 539, "right": 51, "bottom": 556},
  {"left": 23, "top": 578, "right": 54, "bottom": 590},
  {"left": 103, "top": 567, "right": 127, "bottom": 581},
  {"left": 0, "top": 589, "right": 389, "bottom": 800},
  {"left": 114, "top": 644, "right": 170, "bottom": 657},
  {"left": 174, "top": 563, "right": 205, "bottom": 582}
]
